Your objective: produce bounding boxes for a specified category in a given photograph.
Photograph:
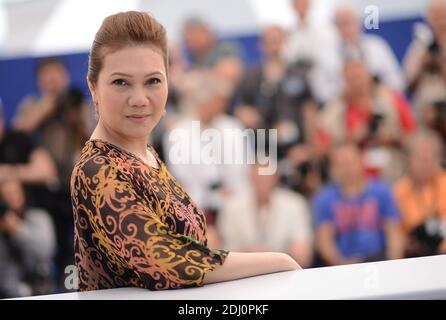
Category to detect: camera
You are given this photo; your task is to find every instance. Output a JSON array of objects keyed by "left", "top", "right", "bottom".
[
  {"left": 0, "top": 202, "right": 7, "bottom": 219},
  {"left": 428, "top": 39, "right": 440, "bottom": 54},
  {"left": 369, "top": 113, "right": 385, "bottom": 135},
  {"left": 433, "top": 100, "right": 446, "bottom": 121},
  {"left": 57, "top": 88, "right": 84, "bottom": 112}
]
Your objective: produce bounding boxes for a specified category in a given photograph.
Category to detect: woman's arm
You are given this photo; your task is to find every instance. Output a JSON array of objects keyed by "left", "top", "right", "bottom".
[{"left": 203, "top": 252, "right": 301, "bottom": 284}]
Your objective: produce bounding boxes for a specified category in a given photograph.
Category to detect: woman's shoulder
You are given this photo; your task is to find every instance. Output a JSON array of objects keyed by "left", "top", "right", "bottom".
[{"left": 71, "top": 140, "right": 115, "bottom": 177}]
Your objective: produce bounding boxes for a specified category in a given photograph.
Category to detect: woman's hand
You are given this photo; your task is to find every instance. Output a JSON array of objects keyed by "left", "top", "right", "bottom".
[
  {"left": 203, "top": 252, "right": 301, "bottom": 285},
  {"left": 280, "top": 253, "right": 302, "bottom": 270}
]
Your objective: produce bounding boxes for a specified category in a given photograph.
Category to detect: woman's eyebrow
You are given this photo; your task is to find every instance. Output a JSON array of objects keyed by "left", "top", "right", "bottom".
[{"left": 110, "top": 71, "right": 164, "bottom": 77}]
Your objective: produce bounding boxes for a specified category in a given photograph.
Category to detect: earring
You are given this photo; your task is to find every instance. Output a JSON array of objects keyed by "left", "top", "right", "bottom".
[{"left": 94, "top": 102, "right": 99, "bottom": 120}]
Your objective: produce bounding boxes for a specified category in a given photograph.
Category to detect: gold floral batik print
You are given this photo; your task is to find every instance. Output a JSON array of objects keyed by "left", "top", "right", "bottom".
[{"left": 70, "top": 139, "right": 228, "bottom": 291}]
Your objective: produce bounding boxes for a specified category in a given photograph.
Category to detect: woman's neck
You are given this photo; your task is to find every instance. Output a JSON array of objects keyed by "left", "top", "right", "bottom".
[{"left": 90, "top": 124, "right": 149, "bottom": 160}]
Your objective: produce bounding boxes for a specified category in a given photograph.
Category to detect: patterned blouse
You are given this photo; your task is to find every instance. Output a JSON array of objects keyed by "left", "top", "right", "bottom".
[{"left": 70, "top": 139, "right": 228, "bottom": 291}]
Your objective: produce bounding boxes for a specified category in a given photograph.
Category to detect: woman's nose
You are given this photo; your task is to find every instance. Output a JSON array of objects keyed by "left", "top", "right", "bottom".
[{"left": 128, "top": 86, "right": 149, "bottom": 107}]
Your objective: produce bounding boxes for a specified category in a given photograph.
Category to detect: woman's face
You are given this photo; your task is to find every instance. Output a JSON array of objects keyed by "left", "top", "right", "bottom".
[{"left": 89, "top": 45, "right": 168, "bottom": 141}]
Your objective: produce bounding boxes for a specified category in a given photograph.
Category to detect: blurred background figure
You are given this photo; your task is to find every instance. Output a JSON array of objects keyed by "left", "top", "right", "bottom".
[
  {"left": 0, "top": 179, "right": 56, "bottom": 298},
  {"left": 282, "top": 0, "right": 338, "bottom": 104},
  {"left": 180, "top": 18, "right": 245, "bottom": 116},
  {"left": 163, "top": 74, "right": 251, "bottom": 247},
  {"left": 236, "top": 25, "right": 316, "bottom": 151},
  {"left": 235, "top": 26, "right": 288, "bottom": 132},
  {"left": 11, "top": 57, "right": 93, "bottom": 290},
  {"left": 235, "top": 24, "right": 320, "bottom": 197},
  {"left": 13, "top": 57, "right": 70, "bottom": 134},
  {"left": 13, "top": 57, "right": 95, "bottom": 137},
  {"left": 313, "top": 144, "right": 404, "bottom": 266},
  {"left": 218, "top": 161, "right": 313, "bottom": 268},
  {"left": 0, "top": 102, "right": 58, "bottom": 189},
  {"left": 0, "top": 103, "right": 59, "bottom": 243},
  {"left": 182, "top": 17, "right": 242, "bottom": 70},
  {"left": 13, "top": 57, "right": 94, "bottom": 183},
  {"left": 331, "top": 2, "right": 404, "bottom": 94},
  {"left": 394, "top": 130, "right": 446, "bottom": 257},
  {"left": 316, "top": 59, "right": 415, "bottom": 183},
  {"left": 404, "top": 0, "right": 446, "bottom": 145}
]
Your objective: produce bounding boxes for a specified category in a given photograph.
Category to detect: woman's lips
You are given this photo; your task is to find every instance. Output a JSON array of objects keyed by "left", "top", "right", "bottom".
[{"left": 126, "top": 114, "right": 151, "bottom": 123}]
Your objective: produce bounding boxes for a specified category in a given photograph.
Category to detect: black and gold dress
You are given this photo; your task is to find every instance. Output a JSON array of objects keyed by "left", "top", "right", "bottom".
[{"left": 70, "top": 139, "right": 228, "bottom": 291}]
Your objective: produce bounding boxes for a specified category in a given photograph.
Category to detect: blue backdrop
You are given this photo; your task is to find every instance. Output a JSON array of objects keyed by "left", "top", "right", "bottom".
[{"left": 0, "top": 16, "right": 422, "bottom": 127}]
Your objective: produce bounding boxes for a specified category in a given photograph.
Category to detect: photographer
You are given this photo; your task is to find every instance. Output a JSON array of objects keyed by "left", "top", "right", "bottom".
[
  {"left": 423, "top": 100, "right": 446, "bottom": 160},
  {"left": 394, "top": 130, "right": 446, "bottom": 257},
  {"left": 0, "top": 179, "right": 56, "bottom": 298},
  {"left": 12, "top": 58, "right": 94, "bottom": 289},
  {"left": 13, "top": 58, "right": 95, "bottom": 137},
  {"left": 404, "top": 0, "right": 446, "bottom": 122},
  {"left": 316, "top": 59, "right": 416, "bottom": 183}
]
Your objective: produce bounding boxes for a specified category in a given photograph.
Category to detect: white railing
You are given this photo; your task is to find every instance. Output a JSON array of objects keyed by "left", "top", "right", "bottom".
[{"left": 10, "top": 254, "right": 446, "bottom": 300}]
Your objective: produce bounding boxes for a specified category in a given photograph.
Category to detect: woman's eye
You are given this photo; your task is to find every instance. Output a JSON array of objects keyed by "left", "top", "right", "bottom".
[
  {"left": 147, "top": 78, "right": 161, "bottom": 85},
  {"left": 112, "top": 79, "right": 127, "bottom": 86}
]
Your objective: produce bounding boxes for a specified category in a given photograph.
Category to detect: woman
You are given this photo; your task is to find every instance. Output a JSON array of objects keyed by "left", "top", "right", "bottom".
[{"left": 70, "top": 11, "right": 300, "bottom": 291}]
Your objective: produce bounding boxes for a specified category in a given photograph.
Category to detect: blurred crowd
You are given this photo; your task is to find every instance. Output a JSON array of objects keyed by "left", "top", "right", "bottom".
[{"left": 1, "top": 0, "right": 446, "bottom": 298}]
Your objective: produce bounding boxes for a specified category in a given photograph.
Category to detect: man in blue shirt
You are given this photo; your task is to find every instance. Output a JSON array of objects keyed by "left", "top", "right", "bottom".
[{"left": 313, "top": 143, "right": 404, "bottom": 265}]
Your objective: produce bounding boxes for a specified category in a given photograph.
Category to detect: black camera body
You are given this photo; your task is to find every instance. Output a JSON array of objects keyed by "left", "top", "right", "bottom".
[
  {"left": 369, "top": 113, "right": 385, "bottom": 135},
  {"left": 0, "top": 202, "right": 7, "bottom": 219},
  {"left": 407, "top": 216, "right": 445, "bottom": 257}
]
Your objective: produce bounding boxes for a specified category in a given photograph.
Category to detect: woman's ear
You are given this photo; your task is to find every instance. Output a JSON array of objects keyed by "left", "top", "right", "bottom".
[{"left": 87, "top": 80, "right": 97, "bottom": 105}]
